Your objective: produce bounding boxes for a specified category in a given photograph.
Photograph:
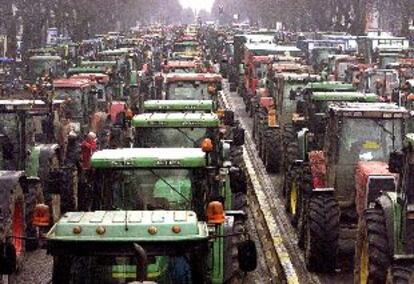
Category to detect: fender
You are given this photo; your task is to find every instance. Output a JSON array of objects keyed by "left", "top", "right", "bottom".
[
  {"left": 297, "top": 128, "right": 309, "bottom": 162},
  {"left": 376, "top": 194, "right": 396, "bottom": 256},
  {"left": 308, "top": 151, "right": 334, "bottom": 193}
]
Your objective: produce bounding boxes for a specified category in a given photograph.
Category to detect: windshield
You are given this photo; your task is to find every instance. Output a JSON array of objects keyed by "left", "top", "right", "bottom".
[
  {"left": 174, "top": 44, "right": 198, "bottom": 54},
  {"left": 335, "top": 118, "right": 402, "bottom": 201},
  {"left": 96, "top": 169, "right": 205, "bottom": 211},
  {"left": 167, "top": 83, "right": 209, "bottom": 100},
  {"left": 56, "top": 254, "right": 200, "bottom": 284},
  {"left": 30, "top": 59, "right": 61, "bottom": 77},
  {"left": 54, "top": 88, "right": 83, "bottom": 119},
  {"left": 135, "top": 128, "right": 211, "bottom": 148},
  {"left": 367, "top": 72, "right": 399, "bottom": 95}
]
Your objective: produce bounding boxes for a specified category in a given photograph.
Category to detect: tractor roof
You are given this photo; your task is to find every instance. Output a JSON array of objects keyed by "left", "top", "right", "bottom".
[
  {"left": 91, "top": 148, "right": 206, "bottom": 169},
  {"left": 29, "top": 55, "right": 61, "bottom": 61},
  {"left": 98, "top": 49, "right": 130, "bottom": 56},
  {"left": 143, "top": 100, "right": 213, "bottom": 112},
  {"left": 47, "top": 210, "right": 208, "bottom": 242},
  {"left": 276, "top": 72, "right": 320, "bottom": 82},
  {"left": 174, "top": 41, "right": 198, "bottom": 46},
  {"left": 167, "top": 60, "right": 197, "bottom": 68},
  {"left": 70, "top": 73, "right": 110, "bottom": 84},
  {"left": 245, "top": 43, "right": 300, "bottom": 53},
  {"left": 165, "top": 73, "right": 222, "bottom": 83},
  {"left": 80, "top": 61, "right": 117, "bottom": 67},
  {"left": 67, "top": 67, "right": 108, "bottom": 75},
  {"left": 305, "top": 81, "right": 356, "bottom": 92},
  {"left": 311, "top": 92, "right": 378, "bottom": 102},
  {"left": 329, "top": 102, "right": 409, "bottom": 118},
  {"left": 53, "top": 78, "right": 94, "bottom": 89},
  {"left": 132, "top": 112, "right": 220, "bottom": 128}
]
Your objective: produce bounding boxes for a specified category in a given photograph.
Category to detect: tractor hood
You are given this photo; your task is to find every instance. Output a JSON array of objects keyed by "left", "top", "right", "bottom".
[
  {"left": 47, "top": 210, "right": 208, "bottom": 242},
  {"left": 132, "top": 112, "right": 220, "bottom": 128},
  {"left": 355, "top": 161, "right": 398, "bottom": 216},
  {"left": 143, "top": 100, "right": 213, "bottom": 112}
]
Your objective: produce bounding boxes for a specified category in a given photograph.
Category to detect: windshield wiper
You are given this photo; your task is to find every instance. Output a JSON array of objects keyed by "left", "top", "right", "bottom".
[
  {"left": 176, "top": 128, "right": 198, "bottom": 145},
  {"left": 149, "top": 169, "right": 192, "bottom": 206},
  {"left": 374, "top": 120, "right": 396, "bottom": 149}
]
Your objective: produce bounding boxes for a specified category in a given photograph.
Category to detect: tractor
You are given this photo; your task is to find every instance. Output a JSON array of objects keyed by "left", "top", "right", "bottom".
[
  {"left": 46, "top": 145, "right": 256, "bottom": 283},
  {"left": 252, "top": 69, "right": 320, "bottom": 173},
  {"left": 47, "top": 209, "right": 257, "bottom": 284},
  {"left": 287, "top": 102, "right": 408, "bottom": 272},
  {"left": 0, "top": 98, "right": 80, "bottom": 277},
  {"left": 132, "top": 111, "right": 246, "bottom": 210},
  {"left": 26, "top": 55, "right": 64, "bottom": 82},
  {"left": 354, "top": 133, "right": 414, "bottom": 283}
]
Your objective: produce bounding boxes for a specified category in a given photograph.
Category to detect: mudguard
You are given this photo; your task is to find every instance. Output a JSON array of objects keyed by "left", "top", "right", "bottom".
[
  {"left": 297, "top": 128, "right": 309, "bottom": 162},
  {"left": 309, "top": 151, "right": 334, "bottom": 193},
  {"left": 376, "top": 194, "right": 396, "bottom": 256}
]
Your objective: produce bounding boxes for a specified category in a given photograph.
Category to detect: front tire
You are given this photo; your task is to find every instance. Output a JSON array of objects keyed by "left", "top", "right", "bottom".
[
  {"left": 304, "top": 194, "right": 340, "bottom": 272},
  {"left": 354, "top": 208, "right": 391, "bottom": 284}
]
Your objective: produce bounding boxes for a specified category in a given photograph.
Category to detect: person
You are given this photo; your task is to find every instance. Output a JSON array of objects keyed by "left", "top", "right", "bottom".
[{"left": 81, "top": 132, "right": 97, "bottom": 170}]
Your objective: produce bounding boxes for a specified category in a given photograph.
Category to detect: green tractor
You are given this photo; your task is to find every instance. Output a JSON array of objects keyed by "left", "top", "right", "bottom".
[
  {"left": 354, "top": 134, "right": 414, "bottom": 283},
  {"left": 252, "top": 70, "right": 320, "bottom": 173},
  {"left": 47, "top": 209, "right": 256, "bottom": 284},
  {"left": 132, "top": 112, "right": 246, "bottom": 210},
  {"left": 27, "top": 55, "right": 65, "bottom": 82},
  {"left": 46, "top": 147, "right": 255, "bottom": 283},
  {"left": 287, "top": 102, "right": 408, "bottom": 272},
  {"left": 142, "top": 99, "right": 214, "bottom": 113},
  {"left": 0, "top": 98, "right": 79, "bottom": 276}
]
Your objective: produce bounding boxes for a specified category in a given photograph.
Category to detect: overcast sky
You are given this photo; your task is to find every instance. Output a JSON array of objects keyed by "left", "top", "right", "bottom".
[{"left": 179, "top": 0, "right": 215, "bottom": 12}]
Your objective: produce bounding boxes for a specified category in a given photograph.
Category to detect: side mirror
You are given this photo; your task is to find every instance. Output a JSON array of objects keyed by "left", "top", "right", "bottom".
[
  {"left": 223, "top": 110, "right": 234, "bottom": 126},
  {"left": 389, "top": 151, "right": 404, "bottom": 173},
  {"left": 229, "top": 166, "right": 247, "bottom": 194},
  {"left": 233, "top": 127, "right": 245, "bottom": 147},
  {"left": 237, "top": 240, "right": 257, "bottom": 272}
]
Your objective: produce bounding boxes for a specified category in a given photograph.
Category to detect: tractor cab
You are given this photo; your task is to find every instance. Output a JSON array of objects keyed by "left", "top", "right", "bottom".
[
  {"left": 358, "top": 68, "right": 399, "bottom": 101},
  {"left": 69, "top": 72, "right": 111, "bottom": 111},
  {"left": 53, "top": 78, "right": 98, "bottom": 134},
  {"left": 287, "top": 102, "right": 408, "bottom": 272},
  {"left": 172, "top": 41, "right": 200, "bottom": 60},
  {"left": 79, "top": 146, "right": 253, "bottom": 284},
  {"left": 164, "top": 73, "right": 222, "bottom": 106},
  {"left": 27, "top": 55, "right": 64, "bottom": 81},
  {"left": 162, "top": 60, "right": 201, "bottom": 74},
  {"left": 132, "top": 112, "right": 242, "bottom": 150}
]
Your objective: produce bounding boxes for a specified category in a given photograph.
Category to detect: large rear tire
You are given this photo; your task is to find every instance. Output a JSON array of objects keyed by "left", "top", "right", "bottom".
[
  {"left": 224, "top": 218, "right": 245, "bottom": 283},
  {"left": 304, "top": 194, "right": 340, "bottom": 272},
  {"left": 386, "top": 265, "right": 414, "bottom": 284},
  {"left": 282, "top": 124, "right": 300, "bottom": 173},
  {"left": 264, "top": 128, "right": 281, "bottom": 173},
  {"left": 354, "top": 208, "right": 391, "bottom": 284}
]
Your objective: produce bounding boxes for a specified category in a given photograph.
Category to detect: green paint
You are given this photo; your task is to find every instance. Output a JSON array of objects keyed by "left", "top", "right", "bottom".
[
  {"left": 132, "top": 112, "right": 220, "bottom": 128},
  {"left": 305, "top": 81, "right": 356, "bottom": 92},
  {"left": 67, "top": 67, "right": 107, "bottom": 75},
  {"left": 47, "top": 210, "right": 209, "bottom": 242},
  {"left": 144, "top": 100, "right": 214, "bottom": 112},
  {"left": 311, "top": 92, "right": 378, "bottom": 102},
  {"left": 91, "top": 148, "right": 207, "bottom": 169},
  {"left": 25, "top": 146, "right": 40, "bottom": 177},
  {"left": 153, "top": 177, "right": 192, "bottom": 209}
]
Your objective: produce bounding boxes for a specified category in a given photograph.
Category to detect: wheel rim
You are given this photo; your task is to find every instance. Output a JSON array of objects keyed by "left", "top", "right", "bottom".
[
  {"left": 290, "top": 181, "right": 298, "bottom": 216},
  {"left": 360, "top": 235, "right": 369, "bottom": 284}
]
